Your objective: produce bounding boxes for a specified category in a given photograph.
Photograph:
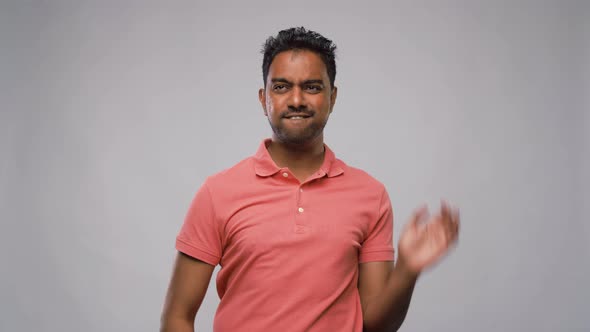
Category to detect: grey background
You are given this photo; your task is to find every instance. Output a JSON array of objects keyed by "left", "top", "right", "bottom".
[{"left": 1, "top": 1, "right": 588, "bottom": 331}]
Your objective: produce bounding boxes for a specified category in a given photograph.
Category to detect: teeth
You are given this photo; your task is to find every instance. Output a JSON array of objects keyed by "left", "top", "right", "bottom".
[{"left": 291, "top": 116, "right": 303, "bottom": 119}]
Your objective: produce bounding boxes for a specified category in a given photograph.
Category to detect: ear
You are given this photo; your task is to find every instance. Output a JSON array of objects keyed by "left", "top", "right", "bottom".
[
  {"left": 329, "top": 86, "right": 338, "bottom": 113},
  {"left": 259, "top": 88, "right": 267, "bottom": 116}
]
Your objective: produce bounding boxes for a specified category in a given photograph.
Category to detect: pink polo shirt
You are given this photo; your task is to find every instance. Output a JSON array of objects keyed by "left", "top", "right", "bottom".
[{"left": 176, "top": 139, "right": 394, "bottom": 331}]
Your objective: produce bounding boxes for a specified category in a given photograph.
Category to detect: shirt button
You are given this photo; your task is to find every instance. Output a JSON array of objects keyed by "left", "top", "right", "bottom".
[
  {"left": 299, "top": 188, "right": 303, "bottom": 192},
  {"left": 282, "top": 172, "right": 289, "bottom": 177},
  {"left": 298, "top": 207, "right": 304, "bottom": 213}
]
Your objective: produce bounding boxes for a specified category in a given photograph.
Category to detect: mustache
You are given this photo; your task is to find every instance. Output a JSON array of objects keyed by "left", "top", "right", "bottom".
[{"left": 281, "top": 107, "right": 315, "bottom": 118}]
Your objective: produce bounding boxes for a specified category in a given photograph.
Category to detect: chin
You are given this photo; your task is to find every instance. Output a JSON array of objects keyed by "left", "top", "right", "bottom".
[
  {"left": 281, "top": 133, "right": 322, "bottom": 146},
  {"left": 271, "top": 124, "right": 324, "bottom": 145}
]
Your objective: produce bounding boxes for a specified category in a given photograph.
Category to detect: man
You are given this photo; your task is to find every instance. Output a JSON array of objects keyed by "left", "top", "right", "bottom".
[{"left": 161, "top": 27, "right": 459, "bottom": 332}]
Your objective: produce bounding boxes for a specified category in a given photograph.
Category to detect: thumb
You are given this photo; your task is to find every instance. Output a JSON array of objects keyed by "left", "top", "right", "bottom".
[{"left": 409, "top": 204, "right": 430, "bottom": 229}]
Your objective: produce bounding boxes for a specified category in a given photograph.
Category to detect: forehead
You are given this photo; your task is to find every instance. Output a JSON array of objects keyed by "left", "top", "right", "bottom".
[{"left": 268, "top": 50, "right": 329, "bottom": 82}]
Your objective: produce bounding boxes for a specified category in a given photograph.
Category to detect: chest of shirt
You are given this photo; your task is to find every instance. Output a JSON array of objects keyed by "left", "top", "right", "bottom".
[{"left": 214, "top": 175, "right": 382, "bottom": 264}]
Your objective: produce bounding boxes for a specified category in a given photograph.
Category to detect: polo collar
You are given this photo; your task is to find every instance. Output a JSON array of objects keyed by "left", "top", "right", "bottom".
[{"left": 253, "top": 139, "right": 345, "bottom": 178}]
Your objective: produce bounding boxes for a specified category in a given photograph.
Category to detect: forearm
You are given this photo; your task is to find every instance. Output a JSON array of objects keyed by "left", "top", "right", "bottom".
[
  {"left": 160, "top": 315, "right": 195, "bottom": 332},
  {"left": 362, "top": 263, "right": 418, "bottom": 332}
]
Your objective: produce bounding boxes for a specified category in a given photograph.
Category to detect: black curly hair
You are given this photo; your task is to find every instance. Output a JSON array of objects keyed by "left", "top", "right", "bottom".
[{"left": 261, "top": 27, "right": 337, "bottom": 88}]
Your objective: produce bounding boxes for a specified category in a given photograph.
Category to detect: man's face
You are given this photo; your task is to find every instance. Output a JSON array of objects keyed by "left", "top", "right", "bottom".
[{"left": 259, "top": 50, "right": 337, "bottom": 145}]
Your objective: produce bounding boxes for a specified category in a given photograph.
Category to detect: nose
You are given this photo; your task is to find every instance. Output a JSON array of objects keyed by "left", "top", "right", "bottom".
[{"left": 288, "top": 86, "right": 305, "bottom": 109}]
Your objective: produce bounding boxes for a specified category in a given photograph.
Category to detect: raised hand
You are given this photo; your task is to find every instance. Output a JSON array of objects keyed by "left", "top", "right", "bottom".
[{"left": 397, "top": 201, "right": 460, "bottom": 275}]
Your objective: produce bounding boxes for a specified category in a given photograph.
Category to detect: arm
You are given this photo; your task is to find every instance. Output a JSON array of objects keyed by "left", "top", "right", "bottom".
[
  {"left": 359, "top": 201, "right": 459, "bottom": 332},
  {"left": 160, "top": 252, "right": 215, "bottom": 332},
  {"left": 359, "top": 261, "right": 418, "bottom": 332}
]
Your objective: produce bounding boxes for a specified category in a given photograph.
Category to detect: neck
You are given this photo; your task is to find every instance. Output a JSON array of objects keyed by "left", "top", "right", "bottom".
[{"left": 267, "top": 135, "right": 326, "bottom": 173}]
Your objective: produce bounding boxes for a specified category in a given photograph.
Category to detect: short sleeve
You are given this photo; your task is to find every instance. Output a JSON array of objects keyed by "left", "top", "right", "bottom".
[
  {"left": 359, "top": 187, "right": 395, "bottom": 263},
  {"left": 175, "top": 181, "right": 223, "bottom": 266}
]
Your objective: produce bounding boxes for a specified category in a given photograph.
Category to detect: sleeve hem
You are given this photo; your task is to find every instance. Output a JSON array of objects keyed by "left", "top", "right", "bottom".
[
  {"left": 359, "top": 248, "right": 395, "bottom": 264},
  {"left": 176, "top": 237, "right": 220, "bottom": 266}
]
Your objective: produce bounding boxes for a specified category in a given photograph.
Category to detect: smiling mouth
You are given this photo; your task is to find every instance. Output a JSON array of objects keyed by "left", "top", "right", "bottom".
[{"left": 283, "top": 113, "right": 313, "bottom": 120}]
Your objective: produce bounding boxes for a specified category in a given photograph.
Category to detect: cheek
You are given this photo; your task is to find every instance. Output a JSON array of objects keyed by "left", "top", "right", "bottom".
[
  {"left": 315, "top": 97, "right": 332, "bottom": 112},
  {"left": 267, "top": 97, "right": 286, "bottom": 114}
]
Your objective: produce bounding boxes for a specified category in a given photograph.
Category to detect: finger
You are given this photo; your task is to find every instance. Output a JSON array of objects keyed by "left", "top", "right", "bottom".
[
  {"left": 442, "top": 203, "right": 460, "bottom": 244},
  {"left": 405, "top": 205, "right": 430, "bottom": 240},
  {"left": 451, "top": 206, "right": 460, "bottom": 240},
  {"left": 440, "top": 199, "right": 452, "bottom": 221},
  {"left": 427, "top": 215, "right": 448, "bottom": 249},
  {"left": 411, "top": 204, "right": 430, "bottom": 226},
  {"left": 439, "top": 200, "right": 455, "bottom": 242}
]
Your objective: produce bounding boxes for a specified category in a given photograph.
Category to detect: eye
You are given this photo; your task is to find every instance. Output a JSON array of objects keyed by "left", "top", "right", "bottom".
[
  {"left": 305, "top": 85, "right": 323, "bottom": 93},
  {"left": 273, "top": 84, "right": 288, "bottom": 92}
]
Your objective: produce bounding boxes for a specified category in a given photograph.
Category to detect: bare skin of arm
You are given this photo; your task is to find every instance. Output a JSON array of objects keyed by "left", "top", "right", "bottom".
[
  {"left": 359, "top": 261, "right": 418, "bottom": 332},
  {"left": 160, "top": 252, "right": 215, "bottom": 332},
  {"left": 360, "top": 202, "right": 460, "bottom": 332}
]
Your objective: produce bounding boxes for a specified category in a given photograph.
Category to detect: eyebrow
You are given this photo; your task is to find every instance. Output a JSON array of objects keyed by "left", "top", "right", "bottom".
[{"left": 270, "top": 78, "right": 325, "bottom": 85}]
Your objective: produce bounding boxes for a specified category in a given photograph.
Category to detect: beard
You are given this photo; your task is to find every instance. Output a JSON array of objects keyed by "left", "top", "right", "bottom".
[{"left": 268, "top": 116, "right": 328, "bottom": 145}]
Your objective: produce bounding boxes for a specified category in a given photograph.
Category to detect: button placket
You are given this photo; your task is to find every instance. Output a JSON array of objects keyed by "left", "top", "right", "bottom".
[{"left": 294, "top": 183, "right": 309, "bottom": 233}]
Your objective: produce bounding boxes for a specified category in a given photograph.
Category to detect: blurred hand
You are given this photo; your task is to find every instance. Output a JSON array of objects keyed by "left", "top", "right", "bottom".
[{"left": 397, "top": 201, "right": 460, "bottom": 275}]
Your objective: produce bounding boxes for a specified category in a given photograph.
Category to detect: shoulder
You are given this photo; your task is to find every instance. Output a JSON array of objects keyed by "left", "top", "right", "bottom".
[
  {"left": 202, "top": 156, "right": 256, "bottom": 191},
  {"left": 330, "top": 158, "right": 390, "bottom": 208},
  {"left": 338, "top": 159, "right": 387, "bottom": 193}
]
